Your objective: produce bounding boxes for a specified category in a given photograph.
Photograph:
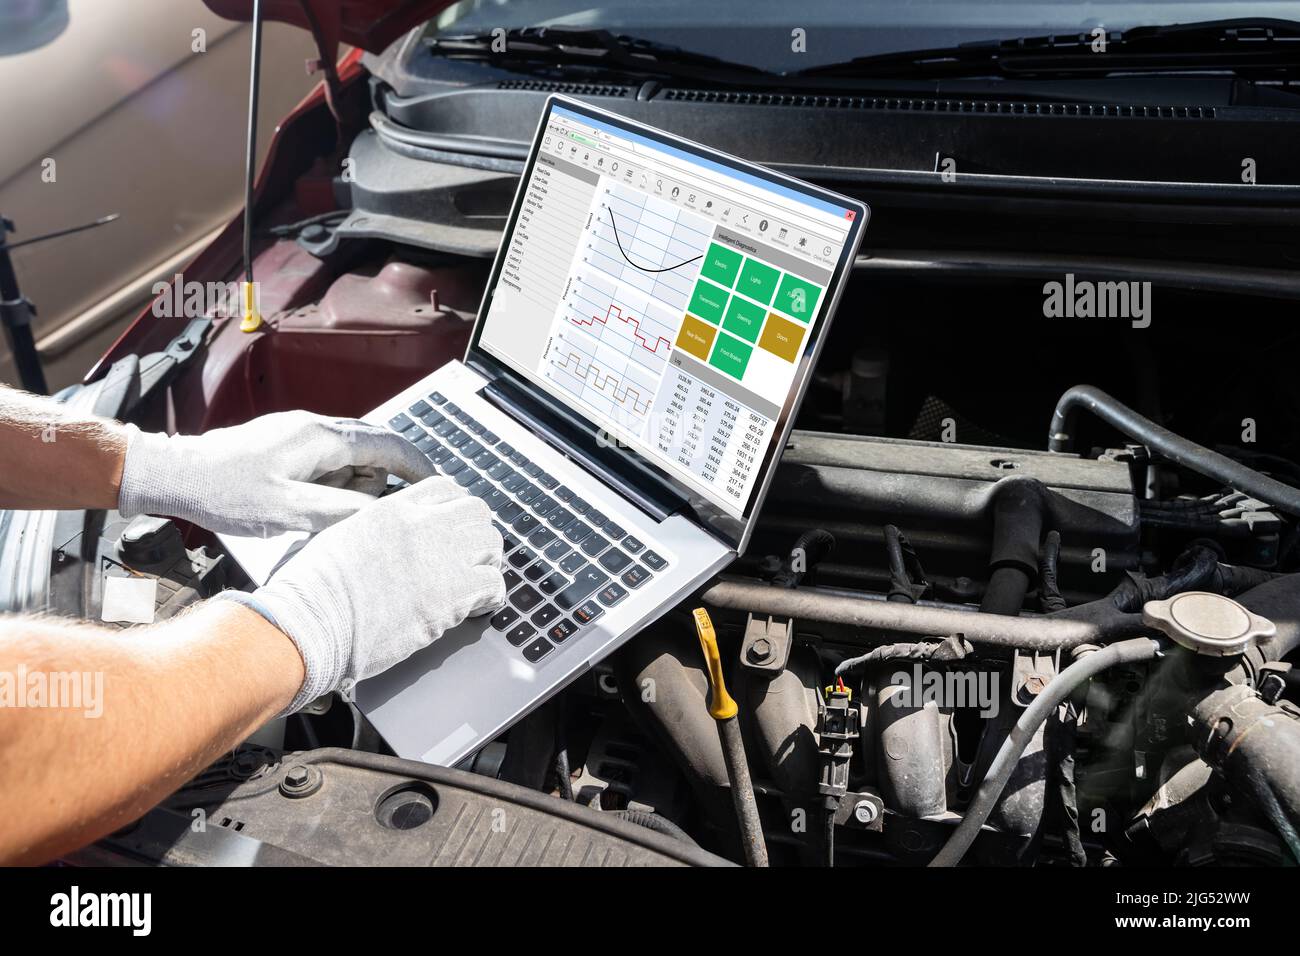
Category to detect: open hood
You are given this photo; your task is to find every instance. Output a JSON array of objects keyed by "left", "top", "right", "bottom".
[{"left": 202, "top": 0, "right": 452, "bottom": 56}]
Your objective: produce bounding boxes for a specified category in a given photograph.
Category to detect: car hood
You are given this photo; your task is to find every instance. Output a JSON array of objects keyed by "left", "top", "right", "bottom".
[{"left": 202, "top": 1, "right": 453, "bottom": 55}]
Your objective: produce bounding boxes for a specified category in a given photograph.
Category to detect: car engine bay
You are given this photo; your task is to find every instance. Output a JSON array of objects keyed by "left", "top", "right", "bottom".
[{"left": 3, "top": 26, "right": 1299, "bottom": 868}]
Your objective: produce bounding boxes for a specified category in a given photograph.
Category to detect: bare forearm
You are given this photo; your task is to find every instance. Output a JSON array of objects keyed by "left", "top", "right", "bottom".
[
  {"left": 0, "top": 384, "right": 127, "bottom": 510},
  {"left": 0, "top": 601, "right": 304, "bottom": 865}
]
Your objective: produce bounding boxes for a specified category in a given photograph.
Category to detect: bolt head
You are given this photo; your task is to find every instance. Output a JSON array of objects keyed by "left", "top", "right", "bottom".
[
  {"left": 748, "top": 637, "right": 773, "bottom": 663},
  {"left": 285, "top": 765, "right": 311, "bottom": 788},
  {"left": 853, "top": 800, "right": 878, "bottom": 825}
]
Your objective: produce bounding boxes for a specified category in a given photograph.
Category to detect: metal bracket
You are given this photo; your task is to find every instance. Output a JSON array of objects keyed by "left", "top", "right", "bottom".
[
  {"left": 834, "top": 789, "right": 885, "bottom": 832},
  {"left": 739, "top": 613, "right": 793, "bottom": 675},
  {"left": 134, "top": 318, "right": 212, "bottom": 403},
  {"left": 1012, "top": 647, "right": 1060, "bottom": 707}
]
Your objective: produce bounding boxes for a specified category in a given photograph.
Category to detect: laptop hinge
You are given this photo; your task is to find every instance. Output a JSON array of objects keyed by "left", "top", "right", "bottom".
[{"left": 480, "top": 378, "right": 685, "bottom": 524}]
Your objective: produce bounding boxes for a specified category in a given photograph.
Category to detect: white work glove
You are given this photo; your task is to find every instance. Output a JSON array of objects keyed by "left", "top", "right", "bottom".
[
  {"left": 118, "top": 411, "right": 435, "bottom": 537},
  {"left": 221, "top": 477, "right": 505, "bottom": 714}
]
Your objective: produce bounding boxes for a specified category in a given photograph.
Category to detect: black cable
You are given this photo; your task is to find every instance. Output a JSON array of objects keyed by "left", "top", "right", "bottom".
[
  {"left": 1048, "top": 385, "right": 1300, "bottom": 517},
  {"left": 554, "top": 748, "right": 575, "bottom": 801},
  {"left": 1039, "top": 530, "right": 1068, "bottom": 612},
  {"left": 883, "top": 524, "right": 928, "bottom": 603},
  {"left": 772, "top": 528, "right": 835, "bottom": 589},
  {"left": 554, "top": 703, "right": 575, "bottom": 800}
]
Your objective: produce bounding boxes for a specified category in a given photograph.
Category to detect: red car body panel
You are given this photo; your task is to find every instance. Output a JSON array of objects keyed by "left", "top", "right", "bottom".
[{"left": 89, "top": 1, "right": 475, "bottom": 436}]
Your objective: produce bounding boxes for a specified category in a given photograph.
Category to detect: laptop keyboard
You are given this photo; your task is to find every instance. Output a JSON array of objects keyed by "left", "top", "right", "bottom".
[{"left": 386, "top": 391, "right": 670, "bottom": 665}]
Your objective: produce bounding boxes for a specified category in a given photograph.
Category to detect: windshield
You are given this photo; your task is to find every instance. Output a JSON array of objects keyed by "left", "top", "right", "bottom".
[{"left": 430, "top": 1, "right": 1299, "bottom": 71}]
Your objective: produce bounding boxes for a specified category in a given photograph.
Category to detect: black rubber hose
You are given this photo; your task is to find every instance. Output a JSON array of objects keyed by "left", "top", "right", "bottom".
[
  {"left": 1234, "top": 572, "right": 1300, "bottom": 664},
  {"left": 980, "top": 478, "right": 1045, "bottom": 615},
  {"left": 1213, "top": 563, "right": 1286, "bottom": 595},
  {"left": 929, "top": 637, "right": 1164, "bottom": 866},
  {"left": 981, "top": 566, "right": 1032, "bottom": 616},
  {"left": 988, "top": 479, "right": 1046, "bottom": 576},
  {"left": 609, "top": 809, "right": 700, "bottom": 846},
  {"left": 1047, "top": 385, "right": 1300, "bottom": 517}
]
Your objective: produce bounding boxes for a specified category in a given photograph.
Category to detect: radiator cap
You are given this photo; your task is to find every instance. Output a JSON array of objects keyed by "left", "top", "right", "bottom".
[{"left": 1142, "top": 591, "right": 1275, "bottom": 656}]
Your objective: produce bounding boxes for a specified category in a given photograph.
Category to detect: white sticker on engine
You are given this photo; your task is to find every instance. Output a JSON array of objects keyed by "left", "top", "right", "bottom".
[{"left": 101, "top": 575, "right": 158, "bottom": 625}]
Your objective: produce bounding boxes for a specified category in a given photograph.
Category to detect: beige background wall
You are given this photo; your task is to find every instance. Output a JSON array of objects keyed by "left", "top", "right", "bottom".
[{"left": 0, "top": 0, "right": 325, "bottom": 391}]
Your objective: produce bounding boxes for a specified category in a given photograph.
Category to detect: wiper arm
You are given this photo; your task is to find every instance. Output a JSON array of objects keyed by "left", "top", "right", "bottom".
[
  {"left": 795, "top": 18, "right": 1300, "bottom": 81},
  {"left": 427, "top": 27, "right": 771, "bottom": 83}
]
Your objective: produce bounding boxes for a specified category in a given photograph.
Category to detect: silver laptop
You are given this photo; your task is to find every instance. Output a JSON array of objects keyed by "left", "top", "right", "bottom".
[{"left": 222, "top": 95, "right": 868, "bottom": 766}]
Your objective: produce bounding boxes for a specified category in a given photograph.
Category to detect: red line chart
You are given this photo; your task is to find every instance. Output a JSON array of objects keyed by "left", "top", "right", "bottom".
[
  {"left": 570, "top": 303, "right": 673, "bottom": 355},
  {"left": 553, "top": 350, "right": 653, "bottom": 414}
]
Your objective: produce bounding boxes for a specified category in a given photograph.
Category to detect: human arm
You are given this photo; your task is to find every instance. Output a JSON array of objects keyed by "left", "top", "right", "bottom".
[
  {"left": 0, "top": 383, "right": 435, "bottom": 535},
  {"left": 0, "top": 476, "right": 504, "bottom": 864},
  {"left": 0, "top": 600, "right": 302, "bottom": 865},
  {"left": 0, "top": 383, "right": 126, "bottom": 510}
]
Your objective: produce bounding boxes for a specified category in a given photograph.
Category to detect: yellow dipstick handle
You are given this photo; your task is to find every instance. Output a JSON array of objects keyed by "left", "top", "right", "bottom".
[
  {"left": 693, "top": 607, "right": 737, "bottom": 720},
  {"left": 692, "top": 606, "right": 770, "bottom": 866},
  {"left": 240, "top": 280, "right": 263, "bottom": 332}
]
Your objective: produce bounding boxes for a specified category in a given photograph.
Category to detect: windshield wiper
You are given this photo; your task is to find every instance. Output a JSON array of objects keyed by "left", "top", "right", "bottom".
[
  {"left": 426, "top": 27, "right": 771, "bottom": 84},
  {"left": 795, "top": 18, "right": 1300, "bottom": 81}
]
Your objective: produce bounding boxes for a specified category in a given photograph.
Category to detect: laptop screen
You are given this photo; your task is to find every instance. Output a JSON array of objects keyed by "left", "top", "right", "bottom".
[{"left": 475, "top": 99, "right": 864, "bottom": 526}]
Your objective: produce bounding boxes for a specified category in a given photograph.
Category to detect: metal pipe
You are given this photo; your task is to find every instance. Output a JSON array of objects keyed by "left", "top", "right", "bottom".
[
  {"left": 1190, "top": 684, "right": 1300, "bottom": 863},
  {"left": 701, "top": 578, "right": 1146, "bottom": 651},
  {"left": 929, "top": 637, "right": 1164, "bottom": 866}
]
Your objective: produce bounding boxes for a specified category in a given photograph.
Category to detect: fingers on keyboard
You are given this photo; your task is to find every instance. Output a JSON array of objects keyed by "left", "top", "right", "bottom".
[{"left": 392, "top": 393, "right": 670, "bottom": 665}]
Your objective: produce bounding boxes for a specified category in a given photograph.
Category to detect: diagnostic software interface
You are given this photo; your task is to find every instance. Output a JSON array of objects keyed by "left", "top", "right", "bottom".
[{"left": 478, "top": 104, "right": 858, "bottom": 518}]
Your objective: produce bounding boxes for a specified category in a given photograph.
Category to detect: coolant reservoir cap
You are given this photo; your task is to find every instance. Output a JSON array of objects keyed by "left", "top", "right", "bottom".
[{"left": 1142, "top": 591, "right": 1275, "bottom": 657}]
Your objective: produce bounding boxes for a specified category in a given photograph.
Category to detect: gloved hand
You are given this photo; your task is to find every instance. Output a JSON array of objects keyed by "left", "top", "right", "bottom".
[
  {"left": 118, "top": 411, "right": 434, "bottom": 537},
  {"left": 223, "top": 477, "right": 506, "bottom": 713}
]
